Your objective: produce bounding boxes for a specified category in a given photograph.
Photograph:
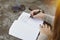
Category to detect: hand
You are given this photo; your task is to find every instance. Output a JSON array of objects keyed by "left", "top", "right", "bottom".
[
  {"left": 30, "top": 9, "right": 45, "bottom": 19},
  {"left": 40, "top": 24, "right": 52, "bottom": 37}
]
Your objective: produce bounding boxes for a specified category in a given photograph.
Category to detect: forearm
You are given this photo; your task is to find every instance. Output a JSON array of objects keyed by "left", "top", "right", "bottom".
[{"left": 44, "top": 14, "right": 54, "bottom": 26}]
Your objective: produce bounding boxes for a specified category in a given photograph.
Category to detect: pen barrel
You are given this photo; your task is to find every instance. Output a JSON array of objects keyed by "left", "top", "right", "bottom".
[
  {"left": 30, "top": 11, "right": 40, "bottom": 18},
  {"left": 33, "top": 11, "right": 40, "bottom": 15}
]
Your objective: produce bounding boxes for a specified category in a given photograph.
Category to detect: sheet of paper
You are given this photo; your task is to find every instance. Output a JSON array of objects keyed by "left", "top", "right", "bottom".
[{"left": 9, "top": 12, "right": 43, "bottom": 40}]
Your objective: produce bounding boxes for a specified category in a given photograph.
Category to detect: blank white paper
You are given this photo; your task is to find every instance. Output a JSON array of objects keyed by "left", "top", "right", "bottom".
[{"left": 9, "top": 12, "right": 43, "bottom": 40}]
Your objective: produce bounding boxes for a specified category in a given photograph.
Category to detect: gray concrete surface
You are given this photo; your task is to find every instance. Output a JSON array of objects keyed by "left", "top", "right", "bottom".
[{"left": 0, "top": 0, "right": 56, "bottom": 40}]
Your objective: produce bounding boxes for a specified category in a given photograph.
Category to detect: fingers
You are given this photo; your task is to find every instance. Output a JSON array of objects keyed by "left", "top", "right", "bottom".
[
  {"left": 44, "top": 24, "right": 48, "bottom": 28},
  {"left": 40, "top": 24, "right": 51, "bottom": 30},
  {"left": 30, "top": 9, "right": 45, "bottom": 19},
  {"left": 48, "top": 26, "right": 51, "bottom": 30},
  {"left": 40, "top": 24, "right": 52, "bottom": 36},
  {"left": 42, "top": 24, "right": 45, "bottom": 28}
]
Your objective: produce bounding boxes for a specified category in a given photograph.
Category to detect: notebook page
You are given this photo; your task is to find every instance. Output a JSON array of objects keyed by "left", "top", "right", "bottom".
[{"left": 9, "top": 12, "right": 43, "bottom": 40}]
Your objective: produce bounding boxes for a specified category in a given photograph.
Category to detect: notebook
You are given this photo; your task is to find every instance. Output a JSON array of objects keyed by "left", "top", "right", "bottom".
[{"left": 9, "top": 12, "right": 43, "bottom": 40}]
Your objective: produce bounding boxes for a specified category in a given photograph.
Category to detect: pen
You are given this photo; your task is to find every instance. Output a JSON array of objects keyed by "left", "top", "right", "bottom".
[
  {"left": 36, "top": 32, "right": 40, "bottom": 40},
  {"left": 30, "top": 10, "right": 41, "bottom": 18}
]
